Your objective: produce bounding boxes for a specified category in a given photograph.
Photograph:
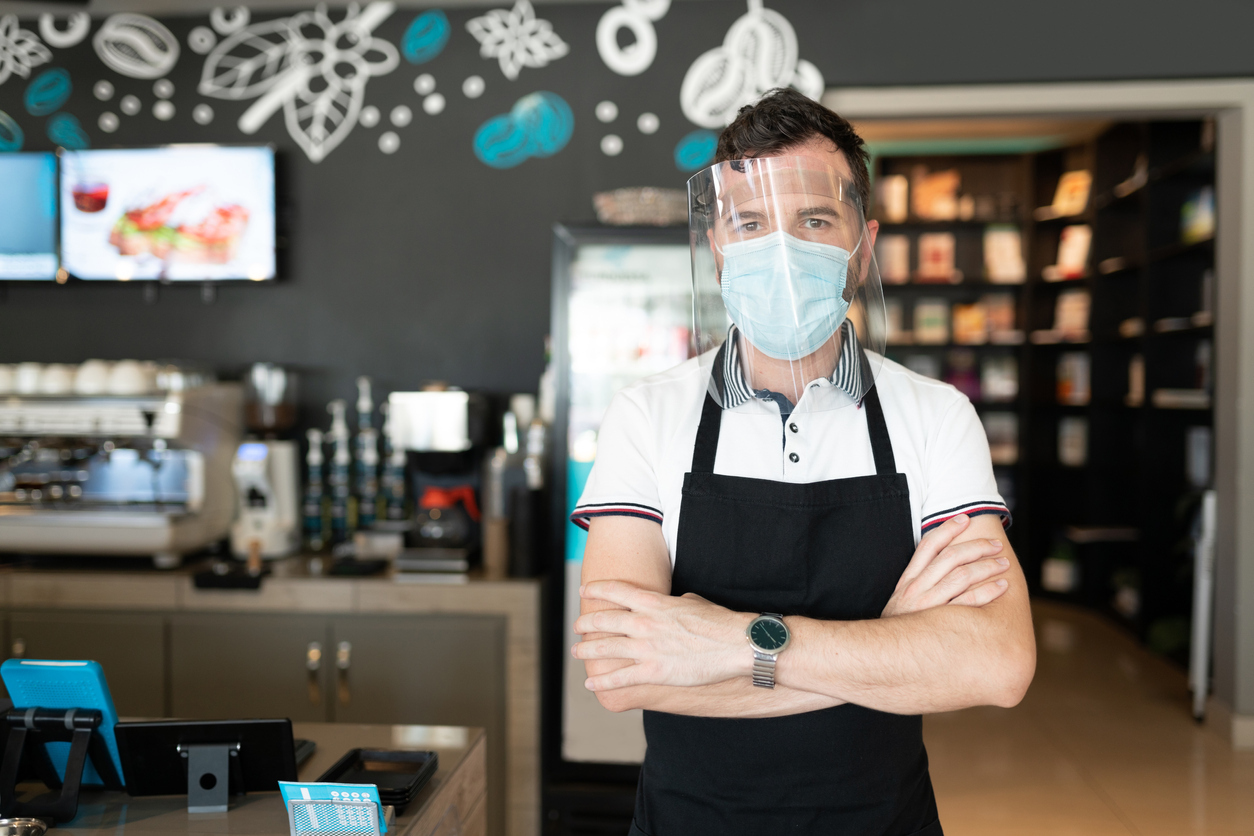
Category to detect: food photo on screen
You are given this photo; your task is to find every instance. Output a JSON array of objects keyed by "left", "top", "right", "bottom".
[
  {"left": 60, "top": 146, "right": 276, "bottom": 281},
  {"left": 0, "top": 152, "right": 59, "bottom": 281}
]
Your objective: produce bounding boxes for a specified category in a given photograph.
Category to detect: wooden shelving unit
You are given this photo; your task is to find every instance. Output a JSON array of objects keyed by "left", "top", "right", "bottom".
[{"left": 873, "top": 119, "right": 1216, "bottom": 665}]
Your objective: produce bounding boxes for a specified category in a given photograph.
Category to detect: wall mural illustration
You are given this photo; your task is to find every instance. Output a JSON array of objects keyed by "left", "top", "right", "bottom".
[
  {"left": 466, "top": 0, "right": 569, "bottom": 81},
  {"left": 0, "top": 108, "right": 22, "bottom": 151},
  {"left": 0, "top": 15, "right": 52, "bottom": 87},
  {"left": 679, "top": 0, "right": 823, "bottom": 130},
  {"left": 24, "top": 68, "right": 71, "bottom": 116},
  {"left": 38, "top": 13, "right": 91, "bottom": 50},
  {"left": 597, "top": 0, "right": 668, "bottom": 77},
  {"left": 197, "top": 2, "right": 399, "bottom": 163},
  {"left": 210, "top": 7, "right": 251, "bottom": 36},
  {"left": 402, "top": 9, "right": 450, "bottom": 65},
  {"left": 93, "top": 14, "right": 180, "bottom": 79},
  {"left": 473, "top": 90, "right": 572, "bottom": 168}
]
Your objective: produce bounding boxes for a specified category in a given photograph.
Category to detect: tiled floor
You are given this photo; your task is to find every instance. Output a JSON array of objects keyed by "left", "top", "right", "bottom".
[{"left": 925, "top": 601, "right": 1254, "bottom": 835}]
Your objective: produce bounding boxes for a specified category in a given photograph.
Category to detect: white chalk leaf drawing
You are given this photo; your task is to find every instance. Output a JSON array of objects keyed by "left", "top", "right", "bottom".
[
  {"left": 597, "top": 0, "right": 669, "bottom": 76},
  {"left": 210, "top": 7, "right": 251, "bottom": 36},
  {"left": 199, "top": 2, "right": 400, "bottom": 163},
  {"left": 466, "top": 0, "right": 568, "bottom": 81},
  {"left": 680, "top": 0, "right": 824, "bottom": 129},
  {"left": 94, "top": 14, "right": 180, "bottom": 79},
  {"left": 39, "top": 13, "right": 91, "bottom": 49},
  {"left": 0, "top": 15, "right": 52, "bottom": 87}
]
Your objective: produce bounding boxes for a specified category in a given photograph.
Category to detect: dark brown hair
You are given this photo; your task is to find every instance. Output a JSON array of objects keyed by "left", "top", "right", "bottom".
[{"left": 715, "top": 88, "right": 871, "bottom": 212}]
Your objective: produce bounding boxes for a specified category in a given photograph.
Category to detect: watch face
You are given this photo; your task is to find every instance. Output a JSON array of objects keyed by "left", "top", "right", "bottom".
[{"left": 750, "top": 618, "right": 788, "bottom": 651}]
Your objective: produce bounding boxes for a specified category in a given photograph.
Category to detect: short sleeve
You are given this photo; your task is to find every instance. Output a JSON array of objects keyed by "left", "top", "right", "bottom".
[
  {"left": 570, "top": 390, "right": 664, "bottom": 530},
  {"left": 918, "top": 396, "right": 1012, "bottom": 534}
]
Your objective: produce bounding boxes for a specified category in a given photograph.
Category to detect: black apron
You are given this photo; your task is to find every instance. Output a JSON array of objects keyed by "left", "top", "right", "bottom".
[{"left": 630, "top": 367, "right": 942, "bottom": 836}]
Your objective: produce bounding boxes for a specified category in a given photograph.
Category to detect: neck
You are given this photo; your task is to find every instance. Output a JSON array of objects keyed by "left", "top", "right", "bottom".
[{"left": 741, "top": 329, "right": 841, "bottom": 402}]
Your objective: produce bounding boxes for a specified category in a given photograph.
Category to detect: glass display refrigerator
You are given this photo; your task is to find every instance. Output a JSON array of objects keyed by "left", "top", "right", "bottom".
[{"left": 545, "top": 223, "right": 692, "bottom": 793}]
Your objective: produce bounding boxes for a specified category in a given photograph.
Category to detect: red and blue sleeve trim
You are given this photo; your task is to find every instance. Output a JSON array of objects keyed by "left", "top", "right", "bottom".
[
  {"left": 570, "top": 501, "right": 663, "bottom": 531},
  {"left": 921, "top": 500, "right": 1012, "bottom": 534}
]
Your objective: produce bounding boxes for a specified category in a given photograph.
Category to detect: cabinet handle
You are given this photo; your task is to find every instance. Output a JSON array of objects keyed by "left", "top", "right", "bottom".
[
  {"left": 10, "top": 639, "right": 23, "bottom": 659},
  {"left": 336, "top": 641, "right": 351, "bottom": 706},
  {"left": 306, "top": 642, "right": 322, "bottom": 705}
]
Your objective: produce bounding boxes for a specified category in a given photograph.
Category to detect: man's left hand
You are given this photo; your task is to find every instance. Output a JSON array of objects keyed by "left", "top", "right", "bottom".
[{"left": 572, "top": 581, "right": 752, "bottom": 692}]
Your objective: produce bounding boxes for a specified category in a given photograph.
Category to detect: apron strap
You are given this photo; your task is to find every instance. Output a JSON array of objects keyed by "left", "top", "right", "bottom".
[
  {"left": 862, "top": 383, "right": 897, "bottom": 476},
  {"left": 691, "top": 393, "right": 723, "bottom": 474}
]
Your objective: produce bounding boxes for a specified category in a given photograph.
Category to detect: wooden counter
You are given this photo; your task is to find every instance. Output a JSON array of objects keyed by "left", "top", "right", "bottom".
[
  {"left": 53, "top": 723, "right": 485, "bottom": 835},
  {"left": 0, "top": 564, "right": 538, "bottom": 836}
]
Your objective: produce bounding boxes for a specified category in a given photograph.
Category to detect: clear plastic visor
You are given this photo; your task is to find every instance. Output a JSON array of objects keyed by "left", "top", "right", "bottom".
[{"left": 688, "top": 156, "right": 886, "bottom": 415}]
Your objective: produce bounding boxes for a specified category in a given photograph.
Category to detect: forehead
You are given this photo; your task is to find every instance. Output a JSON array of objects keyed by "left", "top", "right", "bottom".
[{"left": 752, "top": 136, "right": 856, "bottom": 182}]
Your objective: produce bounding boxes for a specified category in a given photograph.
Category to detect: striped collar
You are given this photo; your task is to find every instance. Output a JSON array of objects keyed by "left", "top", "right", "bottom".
[{"left": 719, "top": 320, "right": 865, "bottom": 410}]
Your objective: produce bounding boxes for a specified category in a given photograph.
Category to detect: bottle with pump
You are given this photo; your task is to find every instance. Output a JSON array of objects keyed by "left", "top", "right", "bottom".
[
  {"left": 381, "top": 402, "right": 407, "bottom": 520},
  {"left": 303, "top": 428, "right": 326, "bottom": 552},
  {"left": 327, "top": 399, "right": 351, "bottom": 545},
  {"left": 355, "top": 376, "right": 379, "bottom": 529}
]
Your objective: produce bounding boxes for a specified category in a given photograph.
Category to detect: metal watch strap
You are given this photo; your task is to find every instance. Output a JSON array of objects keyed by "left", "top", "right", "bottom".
[{"left": 751, "top": 613, "right": 784, "bottom": 689}]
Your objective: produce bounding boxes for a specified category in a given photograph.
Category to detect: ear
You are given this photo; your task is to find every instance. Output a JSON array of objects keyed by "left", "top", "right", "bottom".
[{"left": 865, "top": 219, "right": 879, "bottom": 249}]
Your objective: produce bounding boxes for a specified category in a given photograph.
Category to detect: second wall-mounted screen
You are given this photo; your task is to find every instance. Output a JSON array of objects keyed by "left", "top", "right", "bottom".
[
  {"left": 60, "top": 145, "right": 276, "bottom": 281},
  {"left": 0, "top": 152, "right": 58, "bottom": 281}
]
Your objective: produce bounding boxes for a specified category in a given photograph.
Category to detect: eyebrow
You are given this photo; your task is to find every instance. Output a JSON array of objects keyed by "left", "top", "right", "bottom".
[{"left": 794, "top": 205, "right": 842, "bottom": 219}]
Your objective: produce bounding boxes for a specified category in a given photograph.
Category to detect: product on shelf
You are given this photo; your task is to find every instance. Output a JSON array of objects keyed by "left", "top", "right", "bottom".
[
  {"left": 1058, "top": 416, "right": 1089, "bottom": 467},
  {"left": 1041, "top": 553, "right": 1080, "bottom": 593},
  {"left": 981, "top": 412, "right": 1019, "bottom": 465},
  {"left": 885, "top": 298, "right": 909, "bottom": 345},
  {"left": 913, "top": 299, "right": 950, "bottom": 344},
  {"left": 1057, "top": 351, "right": 1091, "bottom": 405},
  {"left": 917, "top": 232, "right": 959, "bottom": 283},
  {"left": 1054, "top": 289, "right": 1091, "bottom": 339},
  {"left": 911, "top": 166, "right": 960, "bottom": 221},
  {"left": 952, "top": 304, "right": 988, "bottom": 345},
  {"left": 1119, "top": 317, "right": 1145, "bottom": 338},
  {"left": 1181, "top": 185, "right": 1215, "bottom": 244},
  {"left": 1151, "top": 389, "right": 1211, "bottom": 409},
  {"left": 1196, "top": 339, "right": 1213, "bottom": 390},
  {"left": 877, "top": 174, "right": 909, "bottom": 223},
  {"left": 981, "top": 293, "right": 1017, "bottom": 338},
  {"left": 944, "top": 349, "right": 981, "bottom": 400},
  {"left": 902, "top": 354, "right": 941, "bottom": 380},
  {"left": 1044, "top": 224, "right": 1092, "bottom": 281},
  {"left": 983, "top": 225, "right": 1026, "bottom": 284},
  {"left": 1035, "top": 170, "right": 1092, "bottom": 220},
  {"left": 877, "top": 234, "right": 911, "bottom": 284},
  {"left": 981, "top": 355, "right": 1019, "bottom": 402},
  {"left": 1126, "top": 354, "right": 1145, "bottom": 406},
  {"left": 1186, "top": 426, "right": 1212, "bottom": 489}
]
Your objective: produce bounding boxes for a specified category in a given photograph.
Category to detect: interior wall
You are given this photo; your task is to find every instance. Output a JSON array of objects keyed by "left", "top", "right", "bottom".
[{"left": 2, "top": 1, "right": 1254, "bottom": 420}]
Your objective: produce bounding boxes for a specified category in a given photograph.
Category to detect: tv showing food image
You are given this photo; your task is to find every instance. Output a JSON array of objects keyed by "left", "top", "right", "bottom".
[
  {"left": 0, "top": 152, "right": 59, "bottom": 281},
  {"left": 60, "top": 146, "right": 276, "bottom": 281}
]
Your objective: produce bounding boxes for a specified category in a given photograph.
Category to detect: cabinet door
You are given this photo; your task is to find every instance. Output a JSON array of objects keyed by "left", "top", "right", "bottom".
[
  {"left": 330, "top": 615, "right": 506, "bottom": 836},
  {"left": 7, "top": 611, "right": 166, "bottom": 717},
  {"left": 169, "top": 613, "right": 330, "bottom": 722}
]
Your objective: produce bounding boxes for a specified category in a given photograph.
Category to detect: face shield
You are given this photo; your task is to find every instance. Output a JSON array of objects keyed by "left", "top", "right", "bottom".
[{"left": 688, "top": 155, "right": 886, "bottom": 415}]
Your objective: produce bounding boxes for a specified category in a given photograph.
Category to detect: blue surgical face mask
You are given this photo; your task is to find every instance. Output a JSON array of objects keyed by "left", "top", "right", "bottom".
[{"left": 719, "top": 231, "right": 852, "bottom": 361}]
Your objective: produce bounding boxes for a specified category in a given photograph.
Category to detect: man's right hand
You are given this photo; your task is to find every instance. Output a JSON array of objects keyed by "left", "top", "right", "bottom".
[{"left": 881, "top": 514, "right": 1010, "bottom": 618}]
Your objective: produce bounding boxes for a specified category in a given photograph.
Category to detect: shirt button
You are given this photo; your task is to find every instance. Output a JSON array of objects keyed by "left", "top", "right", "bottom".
[
  {"left": 789, "top": 423, "right": 799, "bottom": 433},
  {"left": 789, "top": 452, "right": 799, "bottom": 463}
]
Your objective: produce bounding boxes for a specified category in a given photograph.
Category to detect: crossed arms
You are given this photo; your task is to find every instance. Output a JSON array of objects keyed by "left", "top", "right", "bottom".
[{"left": 572, "top": 513, "right": 1036, "bottom": 719}]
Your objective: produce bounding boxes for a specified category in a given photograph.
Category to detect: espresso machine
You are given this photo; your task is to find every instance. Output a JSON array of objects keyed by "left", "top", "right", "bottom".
[
  {"left": 0, "top": 363, "right": 243, "bottom": 568},
  {"left": 229, "top": 363, "right": 300, "bottom": 562}
]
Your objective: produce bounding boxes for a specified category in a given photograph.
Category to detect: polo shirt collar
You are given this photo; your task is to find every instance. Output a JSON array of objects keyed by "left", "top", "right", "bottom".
[{"left": 719, "top": 319, "right": 865, "bottom": 410}]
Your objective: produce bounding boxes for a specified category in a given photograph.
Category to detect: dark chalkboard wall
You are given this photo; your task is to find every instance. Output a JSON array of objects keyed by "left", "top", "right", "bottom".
[{"left": 1, "top": 0, "right": 1251, "bottom": 416}]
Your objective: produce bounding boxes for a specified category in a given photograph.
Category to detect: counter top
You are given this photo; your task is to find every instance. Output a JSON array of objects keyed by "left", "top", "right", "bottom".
[{"left": 49, "top": 723, "right": 486, "bottom": 835}]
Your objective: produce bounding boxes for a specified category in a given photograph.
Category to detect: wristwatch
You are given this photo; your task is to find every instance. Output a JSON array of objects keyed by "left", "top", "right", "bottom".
[{"left": 745, "top": 613, "right": 790, "bottom": 689}]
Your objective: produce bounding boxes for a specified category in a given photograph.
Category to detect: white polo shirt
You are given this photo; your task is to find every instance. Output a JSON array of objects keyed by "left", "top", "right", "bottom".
[{"left": 572, "top": 325, "right": 1010, "bottom": 566}]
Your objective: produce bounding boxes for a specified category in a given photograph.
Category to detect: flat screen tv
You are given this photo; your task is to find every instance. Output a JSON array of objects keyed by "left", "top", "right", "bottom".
[
  {"left": 0, "top": 152, "right": 58, "bottom": 280},
  {"left": 60, "top": 145, "right": 276, "bottom": 281}
]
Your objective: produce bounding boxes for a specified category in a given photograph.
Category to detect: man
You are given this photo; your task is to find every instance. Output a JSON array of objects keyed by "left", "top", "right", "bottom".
[{"left": 569, "top": 89, "right": 1035, "bottom": 835}]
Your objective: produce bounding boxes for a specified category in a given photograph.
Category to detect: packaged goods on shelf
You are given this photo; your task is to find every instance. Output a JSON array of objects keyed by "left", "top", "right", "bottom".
[
  {"left": 911, "top": 166, "right": 960, "bottom": 221},
  {"left": 1042, "top": 555, "right": 1080, "bottom": 593},
  {"left": 917, "top": 232, "right": 959, "bottom": 282},
  {"left": 885, "top": 298, "right": 909, "bottom": 345},
  {"left": 983, "top": 225, "right": 1026, "bottom": 283},
  {"left": 981, "top": 292, "right": 1017, "bottom": 336},
  {"left": 944, "top": 349, "right": 981, "bottom": 400},
  {"left": 1181, "top": 186, "right": 1215, "bottom": 244},
  {"left": 1044, "top": 224, "right": 1092, "bottom": 280},
  {"left": 981, "top": 355, "right": 1019, "bottom": 402},
  {"left": 1151, "top": 389, "right": 1211, "bottom": 409},
  {"left": 982, "top": 412, "right": 1019, "bottom": 465},
  {"left": 913, "top": 299, "right": 950, "bottom": 344},
  {"left": 1038, "top": 170, "right": 1092, "bottom": 220},
  {"left": 903, "top": 354, "right": 941, "bottom": 380},
  {"left": 1054, "top": 289, "right": 1091, "bottom": 339},
  {"left": 1058, "top": 416, "right": 1089, "bottom": 467},
  {"left": 1057, "top": 352, "right": 1091, "bottom": 405},
  {"left": 951, "top": 303, "right": 988, "bottom": 345},
  {"left": 877, "top": 234, "right": 911, "bottom": 284},
  {"left": 1127, "top": 354, "right": 1145, "bottom": 406},
  {"left": 1186, "top": 426, "right": 1212, "bottom": 489},
  {"left": 1195, "top": 339, "right": 1213, "bottom": 390},
  {"left": 878, "top": 174, "right": 909, "bottom": 223}
]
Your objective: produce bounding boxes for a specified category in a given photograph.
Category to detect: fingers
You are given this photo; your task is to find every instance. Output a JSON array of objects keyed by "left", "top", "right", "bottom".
[
  {"left": 571, "top": 636, "right": 644, "bottom": 661},
  {"left": 573, "top": 608, "right": 647, "bottom": 637},
  {"left": 910, "top": 537, "right": 1004, "bottom": 595},
  {"left": 949, "top": 578, "right": 1010, "bottom": 608},
  {"left": 585, "top": 662, "right": 656, "bottom": 692},
  {"left": 932, "top": 555, "right": 1009, "bottom": 600},
  {"left": 580, "top": 580, "right": 660, "bottom": 611},
  {"left": 897, "top": 515, "right": 971, "bottom": 588}
]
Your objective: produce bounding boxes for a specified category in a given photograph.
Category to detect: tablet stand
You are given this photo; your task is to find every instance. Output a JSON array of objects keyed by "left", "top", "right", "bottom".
[
  {"left": 178, "top": 742, "right": 240, "bottom": 813},
  {"left": 0, "top": 707, "right": 123, "bottom": 824}
]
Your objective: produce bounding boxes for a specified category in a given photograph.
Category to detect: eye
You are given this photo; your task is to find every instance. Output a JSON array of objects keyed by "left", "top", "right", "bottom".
[
  {"left": 802, "top": 217, "right": 828, "bottom": 229},
  {"left": 737, "top": 220, "right": 762, "bottom": 233}
]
